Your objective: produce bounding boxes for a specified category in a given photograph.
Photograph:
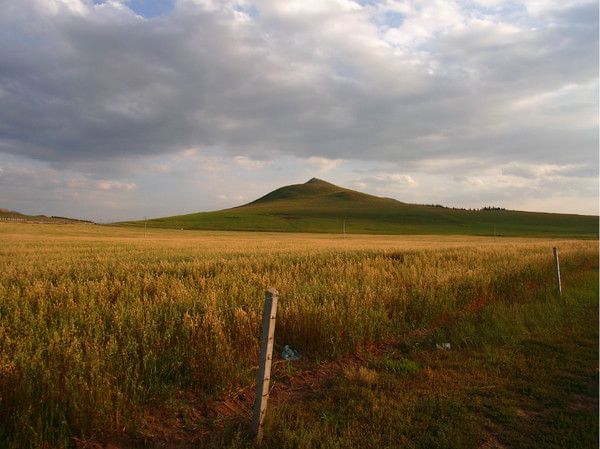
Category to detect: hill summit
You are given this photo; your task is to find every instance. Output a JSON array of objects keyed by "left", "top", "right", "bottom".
[
  {"left": 122, "top": 178, "right": 598, "bottom": 237},
  {"left": 246, "top": 177, "right": 383, "bottom": 206}
]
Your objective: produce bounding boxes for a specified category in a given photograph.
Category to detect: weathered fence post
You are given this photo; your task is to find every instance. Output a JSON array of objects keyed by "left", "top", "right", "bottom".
[
  {"left": 252, "top": 288, "right": 279, "bottom": 442},
  {"left": 553, "top": 247, "right": 562, "bottom": 296}
]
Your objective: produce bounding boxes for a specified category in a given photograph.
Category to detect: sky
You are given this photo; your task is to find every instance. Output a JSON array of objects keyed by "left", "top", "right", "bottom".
[{"left": 0, "top": 0, "right": 597, "bottom": 222}]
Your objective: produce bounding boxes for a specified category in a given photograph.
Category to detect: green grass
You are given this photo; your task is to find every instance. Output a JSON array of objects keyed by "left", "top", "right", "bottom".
[
  {"left": 369, "top": 357, "right": 421, "bottom": 374},
  {"left": 120, "top": 178, "right": 599, "bottom": 237},
  {"left": 205, "top": 267, "right": 599, "bottom": 449}
]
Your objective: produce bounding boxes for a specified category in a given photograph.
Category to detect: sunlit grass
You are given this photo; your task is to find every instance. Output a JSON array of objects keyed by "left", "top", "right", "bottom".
[{"left": 0, "top": 223, "right": 597, "bottom": 448}]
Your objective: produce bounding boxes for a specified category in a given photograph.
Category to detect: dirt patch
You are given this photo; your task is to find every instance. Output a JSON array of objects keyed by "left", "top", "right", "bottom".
[{"left": 567, "top": 394, "right": 598, "bottom": 413}]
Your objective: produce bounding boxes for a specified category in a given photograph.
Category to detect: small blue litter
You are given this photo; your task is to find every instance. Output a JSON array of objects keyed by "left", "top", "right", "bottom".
[{"left": 281, "top": 345, "right": 301, "bottom": 361}]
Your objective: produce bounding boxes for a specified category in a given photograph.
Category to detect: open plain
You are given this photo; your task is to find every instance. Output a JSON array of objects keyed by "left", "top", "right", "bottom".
[{"left": 0, "top": 223, "right": 597, "bottom": 448}]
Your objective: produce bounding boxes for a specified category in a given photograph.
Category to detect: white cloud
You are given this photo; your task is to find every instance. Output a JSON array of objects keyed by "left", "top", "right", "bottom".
[
  {"left": 36, "top": 0, "right": 89, "bottom": 16},
  {"left": 306, "top": 156, "right": 344, "bottom": 173},
  {"left": 385, "top": 173, "right": 417, "bottom": 187},
  {"left": 353, "top": 172, "right": 417, "bottom": 193},
  {"left": 454, "top": 175, "right": 486, "bottom": 187},
  {"left": 0, "top": 0, "right": 596, "bottom": 217},
  {"left": 96, "top": 180, "right": 137, "bottom": 191},
  {"left": 523, "top": 0, "right": 593, "bottom": 17},
  {"left": 1, "top": 0, "right": 596, "bottom": 166},
  {"left": 233, "top": 156, "right": 272, "bottom": 169},
  {"left": 501, "top": 163, "right": 586, "bottom": 179}
]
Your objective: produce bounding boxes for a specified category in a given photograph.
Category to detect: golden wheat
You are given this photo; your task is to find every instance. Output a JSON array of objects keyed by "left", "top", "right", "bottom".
[{"left": 0, "top": 223, "right": 596, "bottom": 448}]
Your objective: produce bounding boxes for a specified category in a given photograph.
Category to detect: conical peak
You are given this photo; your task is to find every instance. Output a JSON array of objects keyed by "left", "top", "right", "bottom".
[{"left": 304, "top": 178, "right": 340, "bottom": 189}]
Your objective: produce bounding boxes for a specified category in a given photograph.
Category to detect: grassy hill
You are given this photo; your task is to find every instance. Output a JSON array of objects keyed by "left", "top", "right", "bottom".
[
  {"left": 0, "top": 208, "right": 93, "bottom": 224},
  {"left": 120, "top": 178, "right": 598, "bottom": 237}
]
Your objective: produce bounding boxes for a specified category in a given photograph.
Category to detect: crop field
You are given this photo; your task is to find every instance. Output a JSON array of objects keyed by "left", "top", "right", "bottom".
[{"left": 0, "top": 223, "right": 598, "bottom": 448}]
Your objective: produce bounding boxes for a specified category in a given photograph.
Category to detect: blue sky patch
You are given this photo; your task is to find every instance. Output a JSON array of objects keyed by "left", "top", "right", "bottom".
[
  {"left": 356, "top": 0, "right": 382, "bottom": 6},
  {"left": 126, "top": 0, "right": 175, "bottom": 18},
  {"left": 383, "top": 11, "right": 404, "bottom": 28},
  {"left": 93, "top": 0, "right": 175, "bottom": 18},
  {"left": 233, "top": 3, "right": 260, "bottom": 18}
]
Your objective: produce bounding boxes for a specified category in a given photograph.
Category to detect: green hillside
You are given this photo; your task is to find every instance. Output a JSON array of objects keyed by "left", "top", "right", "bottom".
[
  {"left": 120, "top": 178, "right": 599, "bottom": 237},
  {"left": 0, "top": 208, "right": 93, "bottom": 224}
]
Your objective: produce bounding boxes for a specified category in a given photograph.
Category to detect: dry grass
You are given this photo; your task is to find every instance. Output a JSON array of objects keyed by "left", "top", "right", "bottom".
[{"left": 0, "top": 223, "right": 596, "bottom": 448}]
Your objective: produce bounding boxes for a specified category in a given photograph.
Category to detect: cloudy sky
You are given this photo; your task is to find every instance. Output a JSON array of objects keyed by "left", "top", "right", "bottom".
[{"left": 0, "top": 0, "right": 597, "bottom": 222}]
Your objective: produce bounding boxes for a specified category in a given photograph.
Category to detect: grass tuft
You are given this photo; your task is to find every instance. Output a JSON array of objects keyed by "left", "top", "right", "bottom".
[{"left": 371, "top": 357, "right": 420, "bottom": 374}]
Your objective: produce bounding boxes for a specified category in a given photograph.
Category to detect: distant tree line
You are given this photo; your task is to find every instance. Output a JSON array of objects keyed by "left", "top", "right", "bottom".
[
  {"left": 419, "top": 204, "right": 507, "bottom": 211},
  {"left": 480, "top": 206, "right": 506, "bottom": 211}
]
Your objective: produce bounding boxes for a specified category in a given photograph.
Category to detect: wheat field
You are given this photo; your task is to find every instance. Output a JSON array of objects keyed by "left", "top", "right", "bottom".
[{"left": 0, "top": 223, "right": 597, "bottom": 448}]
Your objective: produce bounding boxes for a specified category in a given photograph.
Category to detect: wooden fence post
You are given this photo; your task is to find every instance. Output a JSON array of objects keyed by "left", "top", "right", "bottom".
[
  {"left": 553, "top": 247, "right": 562, "bottom": 296},
  {"left": 252, "top": 288, "right": 279, "bottom": 442}
]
